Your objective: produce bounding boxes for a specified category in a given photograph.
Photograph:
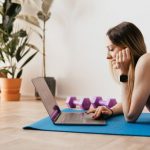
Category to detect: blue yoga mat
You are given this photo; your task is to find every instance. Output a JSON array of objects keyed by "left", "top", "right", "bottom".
[{"left": 23, "top": 109, "right": 150, "bottom": 137}]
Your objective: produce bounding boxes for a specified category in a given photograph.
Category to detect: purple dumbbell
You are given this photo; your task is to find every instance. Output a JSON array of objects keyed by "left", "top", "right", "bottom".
[
  {"left": 66, "top": 97, "right": 91, "bottom": 110},
  {"left": 91, "top": 96, "right": 117, "bottom": 108}
]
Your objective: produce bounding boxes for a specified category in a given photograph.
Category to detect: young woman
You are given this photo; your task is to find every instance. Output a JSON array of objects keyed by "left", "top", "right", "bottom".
[{"left": 87, "top": 22, "right": 150, "bottom": 122}]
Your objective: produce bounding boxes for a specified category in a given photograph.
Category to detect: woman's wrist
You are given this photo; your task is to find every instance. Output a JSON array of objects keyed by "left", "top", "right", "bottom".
[
  {"left": 119, "top": 69, "right": 129, "bottom": 76},
  {"left": 110, "top": 108, "right": 113, "bottom": 116},
  {"left": 108, "top": 107, "right": 113, "bottom": 117},
  {"left": 120, "top": 74, "right": 128, "bottom": 82}
]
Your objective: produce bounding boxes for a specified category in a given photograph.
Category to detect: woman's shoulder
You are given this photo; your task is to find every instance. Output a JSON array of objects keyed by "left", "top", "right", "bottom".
[
  {"left": 136, "top": 53, "right": 150, "bottom": 69},
  {"left": 138, "top": 53, "right": 150, "bottom": 64}
]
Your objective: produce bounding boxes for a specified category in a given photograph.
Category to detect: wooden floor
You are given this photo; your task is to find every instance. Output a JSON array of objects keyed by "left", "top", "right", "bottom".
[{"left": 0, "top": 96, "right": 150, "bottom": 150}]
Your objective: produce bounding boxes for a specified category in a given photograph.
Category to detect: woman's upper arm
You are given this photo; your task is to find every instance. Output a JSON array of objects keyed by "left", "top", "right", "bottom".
[{"left": 128, "top": 54, "right": 150, "bottom": 118}]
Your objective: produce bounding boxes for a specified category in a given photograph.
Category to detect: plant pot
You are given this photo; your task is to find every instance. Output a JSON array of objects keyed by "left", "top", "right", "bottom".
[
  {"left": 0, "top": 78, "right": 22, "bottom": 101},
  {"left": 35, "top": 77, "right": 56, "bottom": 99}
]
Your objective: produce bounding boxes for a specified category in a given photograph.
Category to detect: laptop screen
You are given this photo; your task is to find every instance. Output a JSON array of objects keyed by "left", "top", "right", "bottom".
[{"left": 32, "top": 77, "right": 61, "bottom": 122}]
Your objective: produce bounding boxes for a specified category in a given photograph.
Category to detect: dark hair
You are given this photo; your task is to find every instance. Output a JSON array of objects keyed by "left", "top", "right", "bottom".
[
  {"left": 107, "top": 21, "right": 146, "bottom": 65},
  {"left": 107, "top": 22, "right": 147, "bottom": 104}
]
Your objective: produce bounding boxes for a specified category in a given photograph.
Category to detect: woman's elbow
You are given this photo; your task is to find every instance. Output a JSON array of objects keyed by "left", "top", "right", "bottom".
[{"left": 124, "top": 114, "right": 138, "bottom": 123}]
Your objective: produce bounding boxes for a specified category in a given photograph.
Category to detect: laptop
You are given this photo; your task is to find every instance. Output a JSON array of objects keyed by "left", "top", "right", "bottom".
[{"left": 32, "top": 77, "right": 106, "bottom": 125}]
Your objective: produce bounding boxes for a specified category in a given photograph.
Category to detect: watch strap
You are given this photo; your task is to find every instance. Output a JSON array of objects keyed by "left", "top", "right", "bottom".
[{"left": 120, "top": 74, "right": 128, "bottom": 82}]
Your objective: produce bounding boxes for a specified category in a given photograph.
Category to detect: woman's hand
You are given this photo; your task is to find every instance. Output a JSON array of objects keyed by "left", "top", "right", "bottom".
[
  {"left": 86, "top": 106, "right": 113, "bottom": 119},
  {"left": 111, "top": 48, "right": 131, "bottom": 75}
]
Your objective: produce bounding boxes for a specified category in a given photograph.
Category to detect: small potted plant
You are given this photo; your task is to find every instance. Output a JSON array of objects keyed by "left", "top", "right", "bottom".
[{"left": 0, "top": 0, "right": 39, "bottom": 101}]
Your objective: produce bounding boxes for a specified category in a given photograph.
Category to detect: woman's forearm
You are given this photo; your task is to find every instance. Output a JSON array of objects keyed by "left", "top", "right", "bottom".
[
  {"left": 121, "top": 82, "right": 131, "bottom": 120},
  {"left": 109, "top": 83, "right": 130, "bottom": 117},
  {"left": 111, "top": 102, "right": 123, "bottom": 115}
]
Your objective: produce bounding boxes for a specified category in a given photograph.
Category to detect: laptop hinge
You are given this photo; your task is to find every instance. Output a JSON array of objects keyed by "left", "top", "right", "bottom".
[{"left": 51, "top": 105, "right": 61, "bottom": 122}]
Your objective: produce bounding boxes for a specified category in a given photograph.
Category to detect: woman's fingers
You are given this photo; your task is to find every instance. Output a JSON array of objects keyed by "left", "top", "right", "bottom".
[
  {"left": 92, "top": 106, "right": 109, "bottom": 119},
  {"left": 119, "top": 48, "right": 131, "bottom": 63},
  {"left": 114, "top": 48, "right": 131, "bottom": 74},
  {"left": 122, "top": 49, "right": 127, "bottom": 62},
  {"left": 93, "top": 107, "right": 102, "bottom": 118},
  {"left": 111, "top": 58, "right": 118, "bottom": 69},
  {"left": 87, "top": 106, "right": 112, "bottom": 119},
  {"left": 125, "top": 48, "right": 131, "bottom": 63},
  {"left": 119, "top": 51, "right": 122, "bottom": 62},
  {"left": 115, "top": 53, "right": 120, "bottom": 69},
  {"left": 125, "top": 48, "right": 130, "bottom": 59},
  {"left": 101, "top": 110, "right": 109, "bottom": 114},
  {"left": 86, "top": 108, "right": 96, "bottom": 114}
]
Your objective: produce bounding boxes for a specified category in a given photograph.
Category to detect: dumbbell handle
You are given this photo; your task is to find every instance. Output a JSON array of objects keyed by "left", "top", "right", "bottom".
[
  {"left": 99, "top": 100, "right": 109, "bottom": 106},
  {"left": 91, "top": 97, "right": 117, "bottom": 108},
  {"left": 101, "top": 98, "right": 117, "bottom": 108},
  {"left": 75, "top": 98, "right": 91, "bottom": 110},
  {"left": 73, "top": 100, "right": 82, "bottom": 105},
  {"left": 66, "top": 97, "right": 91, "bottom": 110}
]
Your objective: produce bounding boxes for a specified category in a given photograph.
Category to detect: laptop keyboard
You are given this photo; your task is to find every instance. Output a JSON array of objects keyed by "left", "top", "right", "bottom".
[
  {"left": 55, "top": 112, "right": 106, "bottom": 125},
  {"left": 59, "top": 112, "right": 84, "bottom": 123}
]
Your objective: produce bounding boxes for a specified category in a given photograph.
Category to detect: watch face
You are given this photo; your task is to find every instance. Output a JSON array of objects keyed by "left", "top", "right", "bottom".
[{"left": 120, "top": 75, "right": 128, "bottom": 82}]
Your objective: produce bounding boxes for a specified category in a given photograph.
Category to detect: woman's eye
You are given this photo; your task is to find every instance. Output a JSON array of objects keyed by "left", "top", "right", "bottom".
[{"left": 109, "top": 48, "right": 114, "bottom": 51}]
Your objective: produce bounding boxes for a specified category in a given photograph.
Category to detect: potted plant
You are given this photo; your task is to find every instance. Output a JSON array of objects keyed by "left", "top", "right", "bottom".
[
  {"left": 16, "top": 0, "right": 56, "bottom": 97},
  {"left": 0, "top": 0, "right": 39, "bottom": 101}
]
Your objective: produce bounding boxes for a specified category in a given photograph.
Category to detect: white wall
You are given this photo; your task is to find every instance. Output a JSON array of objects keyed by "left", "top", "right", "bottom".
[{"left": 21, "top": 0, "right": 150, "bottom": 102}]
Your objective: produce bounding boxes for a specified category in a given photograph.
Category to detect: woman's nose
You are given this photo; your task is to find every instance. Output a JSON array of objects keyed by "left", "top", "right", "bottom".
[{"left": 106, "top": 52, "right": 113, "bottom": 59}]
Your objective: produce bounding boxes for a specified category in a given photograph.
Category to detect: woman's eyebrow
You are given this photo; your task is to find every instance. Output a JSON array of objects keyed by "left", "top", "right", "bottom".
[
  {"left": 106, "top": 46, "right": 110, "bottom": 50},
  {"left": 107, "top": 45, "right": 111, "bottom": 49},
  {"left": 106, "top": 45, "right": 113, "bottom": 50},
  {"left": 107, "top": 44, "right": 113, "bottom": 48}
]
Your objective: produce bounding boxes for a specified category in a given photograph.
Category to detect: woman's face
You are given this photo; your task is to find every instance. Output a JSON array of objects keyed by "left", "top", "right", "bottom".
[{"left": 106, "top": 36, "right": 122, "bottom": 59}]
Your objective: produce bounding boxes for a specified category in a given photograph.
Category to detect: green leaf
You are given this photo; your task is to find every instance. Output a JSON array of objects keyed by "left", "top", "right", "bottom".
[
  {"left": 20, "top": 51, "right": 37, "bottom": 68},
  {"left": 16, "top": 37, "right": 28, "bottom": 61},
  {"left": 7, "top": 36, "right": 19, "bottom": 57},
  {"left": 0, "top": 5, "right": 3, "bottom": 15},
  {"left": 16, "top": 15, "right": 40, "bottom": 27},
  {"left": 3, "top": 1, "right": 21, "bottom": 34},
  {"left": 26, "top": 43, "right": 40, "bottom": 52},
  {"left": 31, "top": 28, "right": 43, "bottom": 39},
  {"left": 0, "top": 69, "right": 8, "bottom": 76},
  {"left": 7, "top": 70, "right": 13, "bottom": 76},
  {"left": 37, "top": 11, "right": 51, "bottom": 22},
  {"left": 44, "top": 12, "right": 51, "bottom": 22},
  {"left": 12, "top": 0, "right": 21, "bottom": 4},
  {"left": 37, "top": 11, "right": 45, "bottom": 21},
  {"left": 42, "top": 0, "right": 53, "bottom": 15},
  {"left": 20, "top": 48, "right": 30, "bottom": 59},
  {"left": 0, "top": 28, "right": 9, "bottom": 35},
  {"left": 0, "top": 68, "right": 13, "bottom": 77},
  {"left": 16, "top": 46, "right": 24, "bottom": 62},
  {"left": 0, "top": 0, "right": 40, "bottom": 78},
  {"left": 6, "top": 3, "right": 21, "bottom": 17},
  {"left": 14, "top": 0, "right": 39, "bottom": 8},
  {"left": 0, "top": 49, "right": 5, "bottom": 62},
  {"left": 17, "top": 43, "right": 39, "bottom": 62},
  {"left": 16, "top": 69, "right": 22, "bottom": 78},
  {"left": 12, "top": 29, "right": 27, "bottom": 37},
  {"left": 19, "top": 29, "right": 27, "bottom": 37}
]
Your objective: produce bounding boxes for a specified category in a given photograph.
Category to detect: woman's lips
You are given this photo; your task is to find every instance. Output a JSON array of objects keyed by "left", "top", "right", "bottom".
[{"left": 107, "top": 55, "right": 113, "bottom": 59}]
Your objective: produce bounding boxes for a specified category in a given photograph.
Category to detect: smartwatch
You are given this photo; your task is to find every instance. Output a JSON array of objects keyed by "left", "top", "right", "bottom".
[{"left": 120, "top": 74, "right": 128, "bottom": 82}]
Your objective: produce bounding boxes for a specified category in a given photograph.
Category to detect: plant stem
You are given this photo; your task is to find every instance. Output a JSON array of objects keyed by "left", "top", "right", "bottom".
[{"left": 43, "top": 19, "right": 46, "bottom": 77}]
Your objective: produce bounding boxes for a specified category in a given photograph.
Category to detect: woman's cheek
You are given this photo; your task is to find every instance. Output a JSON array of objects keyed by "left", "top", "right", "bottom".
[
  {"left": 109, "top": 51, "right": 115, "bottom": 59},
  {"left": 113, "top": 50, "right": 119, "bottom": 59},
  {"left": 112, "top": 53, "right": 116, "bottom": 59}
]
